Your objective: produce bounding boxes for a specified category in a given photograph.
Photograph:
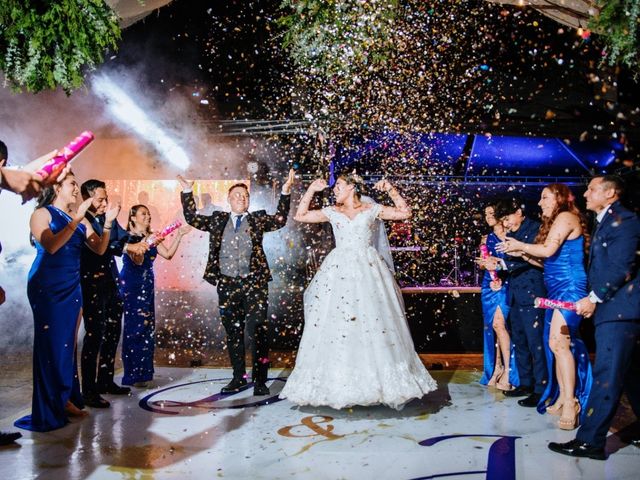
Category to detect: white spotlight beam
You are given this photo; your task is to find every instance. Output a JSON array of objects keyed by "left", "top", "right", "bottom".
[{"left": 92, "top": 74, "right": 191, "bottom": 170}]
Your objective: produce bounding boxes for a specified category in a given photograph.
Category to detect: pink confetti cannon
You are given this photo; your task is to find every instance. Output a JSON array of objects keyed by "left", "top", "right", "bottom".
[
  {"left": 534, "top": 297, "right": 577, "bottom": 311},
  {"left": 147, "top": 220, "right": 182, "bottom": 247},
  {"left": 35, "top": 131, "right": 95, "bottom": 180},
  {"left": 480, "top": 244, "right": 499, "bottom": 282}
]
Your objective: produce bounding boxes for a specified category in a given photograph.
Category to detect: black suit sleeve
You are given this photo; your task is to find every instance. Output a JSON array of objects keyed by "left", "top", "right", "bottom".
[
  {"left": 259, "top": 194, "right": 291, "bottom": 232},
  {"left": 181, "top": 191, "right": 214, "bottom": 231},
  {"left": 504, "top": 220, "right": 540, "bottom": 276},
  {"left": 107, "top": 220, "right": 129, "bottom": 257},
  {"left": 591, "top": 213, "right": 640, "bottom": 302}
]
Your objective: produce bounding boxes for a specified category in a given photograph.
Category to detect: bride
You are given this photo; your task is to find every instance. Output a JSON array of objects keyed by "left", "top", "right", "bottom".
[{"left": 279, "top": 173, "right": 437, "bottom": 410}]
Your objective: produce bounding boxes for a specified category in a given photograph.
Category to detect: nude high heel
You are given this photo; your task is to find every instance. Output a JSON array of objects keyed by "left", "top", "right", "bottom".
[
  {"left": 488, "top": 364, "right": 504, "bottom": 387},
  {"left": 545, "top": 400, "right": 564, "bottom": 416},
  {"left": 495, "top": 370, "right": 513, "bottom": 391},
  {"left": 557, "top": 398, "right": 580, "bottom": 430}
]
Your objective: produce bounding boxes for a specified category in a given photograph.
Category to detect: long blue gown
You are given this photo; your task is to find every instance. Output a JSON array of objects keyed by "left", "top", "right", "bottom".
[
  {"left": 479, "top": 232, "right": 519, "bottom": 386},
  {"left": 537, "top": 237, "right": 593, "bottom": 417},
  {"left": 15, "top": 206, "right": 85, "bottom": 432},
  {"left": 120, "top": 240, "right": 157, "bottom": 385}
]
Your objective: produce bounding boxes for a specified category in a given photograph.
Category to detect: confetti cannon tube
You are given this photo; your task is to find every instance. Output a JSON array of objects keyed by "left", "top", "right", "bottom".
[
  {"left": 479, "top": 244, "right": 499, "bottom": 282},
  {"left": 35, "top": 131, "right": 95, "bottom": 180},
  {"left": 147, "top": 220, "right": 183, "bottom": 247},
  {"left": 534, "top": 297, "right": 577, "bottom": 311}
]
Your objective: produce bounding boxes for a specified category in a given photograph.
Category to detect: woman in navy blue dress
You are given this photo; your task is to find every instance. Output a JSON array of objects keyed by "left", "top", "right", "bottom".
[
  {"left": 120, "top": 204, "right": 188, "bottom": 387},
  {"left": 499, "top": 183, "right": 592, "bottom": 430},
  {"left": 15, "top": 172, "right": 118, "bottom": 432}
]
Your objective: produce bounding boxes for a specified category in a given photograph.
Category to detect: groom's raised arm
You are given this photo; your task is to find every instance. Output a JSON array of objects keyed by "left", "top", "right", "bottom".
[
  {"left": 263, "top": 169, "right": 294, "bottom": 232},
  {"left": 178, "top": 175, "right": 212, "bottom": 231}
]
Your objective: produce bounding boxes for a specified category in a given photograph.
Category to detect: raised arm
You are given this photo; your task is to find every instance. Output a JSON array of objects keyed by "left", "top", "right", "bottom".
[
  {"left": 262, "top": 169, "right": 295, "bottom": 232},
  {"left": 30, "top": 198, "right": 93, "bottom": 255},
  {"left": 294, "top": 179, "right": 329, "bottom": 224},
  {"left": 157, "top": 225, "right": 190, "bottom": 259},
  {"left": 84, "top": 202, "right": 122, "bottom": 255},
  {"left": 178, "top": 175, "right": 212, "bottom": 231},
  {"left": 373, "top": 179, "right": 412, "bottom": 221}
]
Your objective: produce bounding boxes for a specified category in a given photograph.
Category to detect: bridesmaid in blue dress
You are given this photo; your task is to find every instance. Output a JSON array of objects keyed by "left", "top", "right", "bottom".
[
  {"left": 499, "top": 183, "right": 593, "bottom": 430},
  {"left": 15, "top": 172, "right": 118, "bottom": 432},
  {"left": 477, "top": 204, "right": 519, "bottom": 391},
  {"left": 120, "top": 204, "right": 188, "bottom": 387}
]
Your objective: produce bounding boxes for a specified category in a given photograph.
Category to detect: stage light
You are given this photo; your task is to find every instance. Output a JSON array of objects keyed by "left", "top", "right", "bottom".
[{"left": 91, "top": 74, "right": 191, "bottom": 170}]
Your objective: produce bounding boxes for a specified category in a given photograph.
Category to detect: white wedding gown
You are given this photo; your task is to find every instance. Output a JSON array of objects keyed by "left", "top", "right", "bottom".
[{"left": 279, "top": 204, "right": 437, "bottom": 410}]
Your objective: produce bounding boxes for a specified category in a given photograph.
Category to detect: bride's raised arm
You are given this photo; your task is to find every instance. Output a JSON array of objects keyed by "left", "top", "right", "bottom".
[
  {"left": 294, "top": 178, "right": 330, "bottom": 223},
  {"left": 374, "top": 179, "right": 412, "bottom": 221}
]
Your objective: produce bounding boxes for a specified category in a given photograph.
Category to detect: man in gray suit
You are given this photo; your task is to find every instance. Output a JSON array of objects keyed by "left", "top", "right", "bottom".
[{"left": 179, "top": 170, "right": 294, "bottom": 395}]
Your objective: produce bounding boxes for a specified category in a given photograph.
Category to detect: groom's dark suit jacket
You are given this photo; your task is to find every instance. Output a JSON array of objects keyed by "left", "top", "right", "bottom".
[{"left": 181, "top": 191, "right": 290, "bottom": 285}]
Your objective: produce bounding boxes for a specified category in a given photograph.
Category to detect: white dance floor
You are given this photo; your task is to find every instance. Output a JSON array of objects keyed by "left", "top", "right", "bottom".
[{"left": 1, "top": 367, "right": 638, "bottom": 479}]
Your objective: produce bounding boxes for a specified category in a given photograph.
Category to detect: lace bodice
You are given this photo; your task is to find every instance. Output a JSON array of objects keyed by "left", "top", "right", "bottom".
[{"left": 323, "top": 203, "right": 381, "bottom": 251}]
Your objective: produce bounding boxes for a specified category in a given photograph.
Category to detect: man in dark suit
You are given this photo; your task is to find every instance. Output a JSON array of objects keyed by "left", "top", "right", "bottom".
[
  {"left": 549, "top": 175, "right": 640, "bottom": 460},
  {"left": 79, "top": 180, "right": 148, "bottom": 408},
  {"left": 494, "top": 198, "right": 548, "bottom": 407},
  {"left": 179, "top": 170, "right": 294, "bottom": 396}
]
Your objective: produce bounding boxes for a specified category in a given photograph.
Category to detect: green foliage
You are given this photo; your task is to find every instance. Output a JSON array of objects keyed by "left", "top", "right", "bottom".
[
  {"left": 278, "top": 0, "right": 399, "bottom": 76},
  {"left": 0, "top": 0, "right": 121, "bottom": 94},
  {"left": 589, "top": 0, "right": 640, "bottom": 74}
]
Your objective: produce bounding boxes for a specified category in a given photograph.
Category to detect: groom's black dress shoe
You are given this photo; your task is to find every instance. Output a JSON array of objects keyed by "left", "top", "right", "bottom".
[
  {"left": 97, "top": 383, "right": 131, "bottom": 395},
  {"left": 503, "top": 386, "right": 533, "bottom": 397},
  {"left": 548, "top": 439, "right": 606, "bottom": 460},
  {"left": 253, "top": 383, "right": 270, "bottom": 396},
  {"left": 220, "top": 378, "right": 247, "bottom": 394},
  {"left": 0, "top": 431, "right": 22, "bottom": 446},
  {"left": 517, "top": 393, "right": 541, "bottom": 407},
  {"left": 83, "top": 393, "right": 111, "bottom": 408}
]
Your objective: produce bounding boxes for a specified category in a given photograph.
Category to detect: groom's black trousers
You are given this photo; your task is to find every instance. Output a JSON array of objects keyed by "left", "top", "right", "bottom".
[{"left": 217, "top": 275, "right": 270, "bottom": 384}]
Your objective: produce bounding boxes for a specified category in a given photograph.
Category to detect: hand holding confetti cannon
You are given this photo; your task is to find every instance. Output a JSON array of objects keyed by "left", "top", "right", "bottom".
[
  {"left": 35, "top": 131, "right": 94, "bottom": 180},
  {"left": 534, "top": 297, "right": 577, "bottom": 311},
  {"left": 146, "top": 220, "right": 183, "bottom": 247}
]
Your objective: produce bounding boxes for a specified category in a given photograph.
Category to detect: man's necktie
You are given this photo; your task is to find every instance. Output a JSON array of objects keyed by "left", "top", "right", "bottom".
[{"left": 234, "top": 215, "right": 242, "bottom": 232}]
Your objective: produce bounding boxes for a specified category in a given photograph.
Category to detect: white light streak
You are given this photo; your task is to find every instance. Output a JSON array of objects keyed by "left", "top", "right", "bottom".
[{"left": 92, "top": 74, "right": 191, "bottom": 170}]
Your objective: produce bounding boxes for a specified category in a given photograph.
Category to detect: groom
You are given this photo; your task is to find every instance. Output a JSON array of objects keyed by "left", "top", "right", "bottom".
[{"left": 179, "top": 170, "right": 294, "bottom": 395}]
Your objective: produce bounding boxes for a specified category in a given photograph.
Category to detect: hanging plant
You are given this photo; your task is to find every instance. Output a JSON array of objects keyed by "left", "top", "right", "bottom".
[
  {"left": 0, "top": 0, "right": 121, "bottom": 94},
  {"left": 589, "top": 0, "right": 639, "bottom": 75}
]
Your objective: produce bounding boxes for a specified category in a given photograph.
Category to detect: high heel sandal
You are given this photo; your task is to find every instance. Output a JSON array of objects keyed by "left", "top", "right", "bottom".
[
  {"left": 557, "top": 398, "right": 580, "bottom": 430},
  {"left": 545, "top": 400, "right": 564, "bottom": 416},
  {"left": 488, "top": 365, "right": 504, "bottom": 387},
  {"left": 495, "top": 371, "right": 513, "bottom": 392}
]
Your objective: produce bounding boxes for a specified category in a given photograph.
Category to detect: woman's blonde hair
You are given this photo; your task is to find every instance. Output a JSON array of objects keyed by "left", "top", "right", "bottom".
[{"left": 337, "top": 172, "right": 365, "bottom": 200}]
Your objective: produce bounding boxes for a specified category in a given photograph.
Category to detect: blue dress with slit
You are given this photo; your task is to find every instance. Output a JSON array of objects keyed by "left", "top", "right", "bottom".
[
  {"left": 479, "top": 232, "right": 519, "bottom": 386},
  {"left": 537, "top": 236, "right": 593, "bottom": 417}
]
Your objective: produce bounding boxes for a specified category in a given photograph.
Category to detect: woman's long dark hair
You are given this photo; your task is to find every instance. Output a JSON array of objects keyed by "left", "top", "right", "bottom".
[
  {"left": 127, "top": 204, "right": 152, "bottom": 235},
  {"left": 535, "top": 183, "right": 590, "bottom": 252}
]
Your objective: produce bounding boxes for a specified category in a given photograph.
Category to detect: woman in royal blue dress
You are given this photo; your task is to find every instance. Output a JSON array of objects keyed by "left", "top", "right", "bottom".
[
  {"left": 477, "top": 204, "right": 519, "bottom": 391},
  {"left": 120, "top": 204, "right": 189, "bottom": 387},
  {"left": 499, "top": 183, "right": 592, "bottom": 430},
  {"left": 15, "top": 172, "right": 118, "bottom": 432}
]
